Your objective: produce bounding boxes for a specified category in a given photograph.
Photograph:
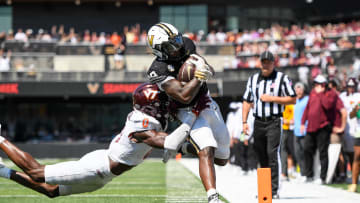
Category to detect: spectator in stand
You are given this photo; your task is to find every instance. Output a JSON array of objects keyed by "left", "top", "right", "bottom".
[
  {"left": 301, "top": 75, "right": 338, "bottom": 184},
  {"left": 14, "top": 29, "right": 27, "bottom": 42},
  {"left": 90, "top": 32, "right": 98, "bottom": 44},
  {"left": 337, "top": 36, "right": 353, "bottom": 49},
  {"left": 298, "top": 64, "right": 310, "bottom": 86},
  {"left": 51, "top": 25, "right": 60, "bottom": 41},
  {"left": 295, "top": 52, "right": 308, "bottom": 66},
  {"left": 279, "top": 53, "right": 290, "bottom": 67},
  {"left": 327, "top": 58, "right": 338, "bottom": 81},
  {"left": 139, "top": 30, "right": 147, "bottom": 44},
  {"left": 110, "top": 32, "right": 120, "bottom": 46},
  {"left": 68, "top": 27, "right": 78, "bottom": 44},
  {"left": 355, "top": 36, "right": 360, "bottom": 49},
  {"left": 41, "top": 30, "right": 52, "bottom": 42},
  {"left": 98, "top": 32, "right": 106, "bottom": 45},
  {"left": 25, "top": 29, "right": 34, "bottom": 40},
  {"left": 206, "top": 30, "right": 216, "bottom": 44},
  {"left": 113, "top": 31, "right": 126, "bottom": 71},
  {"left": 83, "top": 30, "right": 91, "bottom": 43},
  {"left": 6, "top": 30, "right": 14, "bottom": 41},
  {"left": 0, "top": 49, "right": 11, "bottom": 72},
  {"left": 215, "top": 28, "right": 226, "bottom": 43}
]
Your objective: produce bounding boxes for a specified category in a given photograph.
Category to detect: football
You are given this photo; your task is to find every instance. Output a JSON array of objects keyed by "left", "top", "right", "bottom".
[{"left": 177, "top": 56, "right": 197, "bottom": 82}]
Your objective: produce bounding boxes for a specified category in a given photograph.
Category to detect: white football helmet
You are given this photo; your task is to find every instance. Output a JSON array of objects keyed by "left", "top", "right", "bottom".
[{"left": 147, "top": 22, "right": 185, "bottom": 61}]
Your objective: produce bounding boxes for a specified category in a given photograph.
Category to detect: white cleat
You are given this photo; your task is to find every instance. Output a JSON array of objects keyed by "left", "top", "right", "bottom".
[{"left": 162, "top": 149, "right": 177, "bottom": 163}]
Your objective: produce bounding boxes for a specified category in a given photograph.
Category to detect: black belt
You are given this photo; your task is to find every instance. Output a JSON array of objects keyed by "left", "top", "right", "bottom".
[{"left": 254, "top": 115, "right": 281, "bottom": 122}]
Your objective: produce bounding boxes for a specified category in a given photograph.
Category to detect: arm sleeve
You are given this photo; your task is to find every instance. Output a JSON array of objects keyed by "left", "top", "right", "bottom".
[
  {"left": 281, "top": 75, "right": 296, "bottom": 97},
  {"left": 243, "top": 76, "right": 254, "bottom": 102}
]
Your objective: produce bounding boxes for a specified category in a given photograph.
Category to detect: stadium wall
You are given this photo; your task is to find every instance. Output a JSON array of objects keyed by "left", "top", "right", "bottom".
[{"left": 12, "top": 3, "right": 159, "bottom": 33}]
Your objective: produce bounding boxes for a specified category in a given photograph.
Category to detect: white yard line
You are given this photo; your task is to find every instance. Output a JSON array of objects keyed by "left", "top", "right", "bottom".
[{"left": 181, "top": 158, "right": 360, "bottom": 203}]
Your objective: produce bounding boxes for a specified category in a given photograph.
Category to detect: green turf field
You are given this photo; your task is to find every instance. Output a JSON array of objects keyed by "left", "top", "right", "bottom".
[{"left": 0, "top": 159, "right": 228, "bottom": 203}]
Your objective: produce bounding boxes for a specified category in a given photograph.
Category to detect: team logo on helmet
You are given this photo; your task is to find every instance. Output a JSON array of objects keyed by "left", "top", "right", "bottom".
[{"left": 148, "top": 35, "right": 154, "bottom": 47}]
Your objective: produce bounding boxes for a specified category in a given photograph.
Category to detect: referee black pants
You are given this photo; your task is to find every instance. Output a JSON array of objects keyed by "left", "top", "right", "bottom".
[{"left": 253, "top": 118, "right": 281, "bottom": 196}]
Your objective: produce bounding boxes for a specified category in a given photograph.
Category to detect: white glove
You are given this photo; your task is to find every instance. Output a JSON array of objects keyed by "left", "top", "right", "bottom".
[{"left": 188, "top": 54, "right": 213, "bottom": 82}]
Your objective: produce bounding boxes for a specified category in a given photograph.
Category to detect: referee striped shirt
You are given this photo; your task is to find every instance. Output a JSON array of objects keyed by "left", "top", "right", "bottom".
[{"left": 243, "top": 70, "right": 296, "bottom": 118}]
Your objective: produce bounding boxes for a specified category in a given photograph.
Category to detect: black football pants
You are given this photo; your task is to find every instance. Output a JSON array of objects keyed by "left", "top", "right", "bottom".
[
  {"left": 253, "top": 118, "right": 281, "bottom": 196},
  {"left": 303, "top": 125, "right": 331, "bottom": 181}
]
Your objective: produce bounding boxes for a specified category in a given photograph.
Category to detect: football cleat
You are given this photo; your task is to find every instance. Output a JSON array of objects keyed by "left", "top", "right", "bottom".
[
  {"left": 162, "top": 149, "right": 177, "bottom": 163},
  {"left": 208, "top": 193, "right": 224, "bottom": 203}
]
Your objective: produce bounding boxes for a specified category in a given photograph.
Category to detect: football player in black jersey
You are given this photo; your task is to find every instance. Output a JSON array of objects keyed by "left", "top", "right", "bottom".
[{"left": 146, "top": 23, "right": 230, "bottom": 203}]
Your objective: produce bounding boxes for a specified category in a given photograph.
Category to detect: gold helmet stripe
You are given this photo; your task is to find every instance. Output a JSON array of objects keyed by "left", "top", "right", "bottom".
[{"left": 156, "top": 23, "right": 174, "bottom": 36}]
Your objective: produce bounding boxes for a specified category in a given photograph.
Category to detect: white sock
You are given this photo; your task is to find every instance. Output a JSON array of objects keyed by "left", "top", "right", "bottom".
[
  {"left": 181, "top": 143, "right": 189, "bottom": 154},
  {"left": 0, "top": 166, "right": 12, "bottom": 179},
  {"left": 164, "top": 112, "right": 196, "bottom": 151},
  {"left": 207, "top": 188, "right": 217, "bottom": 198}
]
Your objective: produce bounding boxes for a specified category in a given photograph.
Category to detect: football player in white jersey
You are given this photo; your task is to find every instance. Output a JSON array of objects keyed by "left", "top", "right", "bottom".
[
  {"left": 0, "top": 83, "right": 209, "bottom": 198},
  {"left": 146, "top": 22, "right": 230, "bottom": 203}
]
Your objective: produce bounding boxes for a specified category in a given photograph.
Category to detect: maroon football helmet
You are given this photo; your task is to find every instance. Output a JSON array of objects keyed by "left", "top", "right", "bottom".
[{"left": 133, "top": 83, "right": 170, "bottom": 125}]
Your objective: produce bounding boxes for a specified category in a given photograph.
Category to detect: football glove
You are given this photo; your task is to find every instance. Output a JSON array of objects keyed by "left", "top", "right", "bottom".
[{"left": 189, "top": 54, "right": 213, "bottom": 82}]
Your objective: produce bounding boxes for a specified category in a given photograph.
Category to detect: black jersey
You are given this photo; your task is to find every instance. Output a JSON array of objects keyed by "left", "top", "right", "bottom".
[{"left": 147, "top": 36, "right": 208, "bottom": 108}]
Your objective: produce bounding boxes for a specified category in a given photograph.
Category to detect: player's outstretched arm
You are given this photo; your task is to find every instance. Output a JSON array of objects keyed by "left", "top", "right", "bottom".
[
  {"left": 131, "top": 130, "right": 167, "bottom": 148},
  {"left": 131, "top": 110, "right": 198, "bottom": 150},
  {"left": 162, "top": 78, "right": 202, "bottom": 104}
]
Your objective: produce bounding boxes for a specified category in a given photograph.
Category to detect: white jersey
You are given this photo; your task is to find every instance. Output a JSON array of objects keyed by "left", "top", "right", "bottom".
[
  {"left": 339, "top": 92, "right": 360, "bottom": 136},
  {"left": 226, "top": 107, "right": 242, "bottom": 140},
  {"left": 108, "top": 110, "right": 163, "bottom": 166},
  {"left": 44, "top": 110, "right": 163, "bottom": 196}
]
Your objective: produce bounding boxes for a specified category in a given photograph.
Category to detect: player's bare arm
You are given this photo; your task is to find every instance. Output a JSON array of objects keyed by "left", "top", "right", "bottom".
[
  {"left": 260, "top": 95, "right": 296, "bottom": 105},
  {"left": 162, "top": 78, "right": 202, "bottom": 104},
  {"left": 130, "top": 130, "right": 168, "bottom": 148}
]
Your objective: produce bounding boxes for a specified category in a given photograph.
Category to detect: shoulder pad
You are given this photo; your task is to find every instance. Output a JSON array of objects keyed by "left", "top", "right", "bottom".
[
  {"left": 147, "top": 60, "right": 170, "bottom": 84},
  {"left": 128, "top": 110, "right": 162, "bottom": 131}
]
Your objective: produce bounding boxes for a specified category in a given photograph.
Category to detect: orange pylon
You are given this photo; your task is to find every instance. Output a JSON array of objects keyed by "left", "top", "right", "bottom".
[{"left": 257, "top": 168, "right": 272, "bottom": 203}]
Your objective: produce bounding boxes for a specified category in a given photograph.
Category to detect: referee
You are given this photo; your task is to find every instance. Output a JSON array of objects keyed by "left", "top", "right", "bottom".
[{"left": 242, "top": 51, "right": 296, "bottom": 199}]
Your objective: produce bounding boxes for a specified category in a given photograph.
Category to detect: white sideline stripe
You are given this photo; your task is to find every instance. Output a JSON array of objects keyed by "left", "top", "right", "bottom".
[{"left": 0, "top": 194, "right": 206, "bottom": 198}]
